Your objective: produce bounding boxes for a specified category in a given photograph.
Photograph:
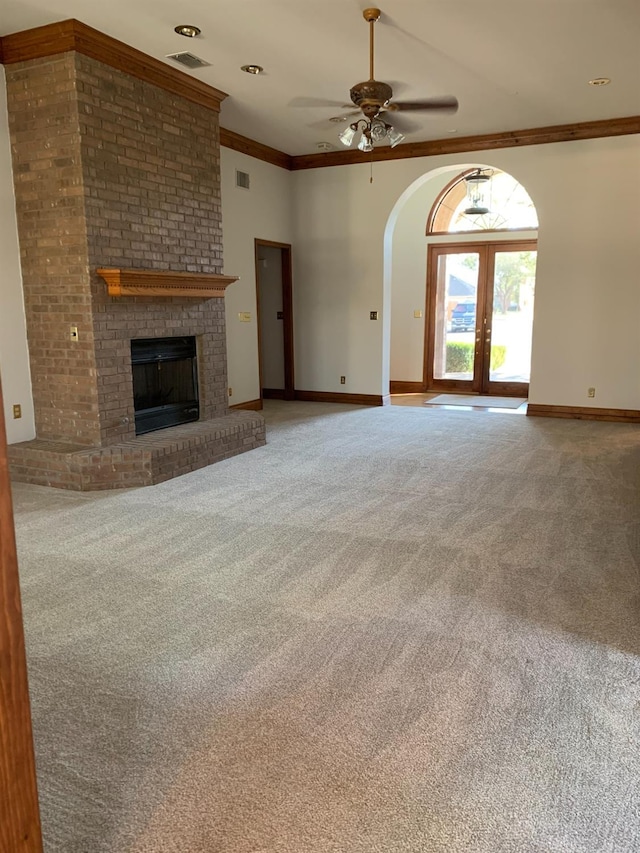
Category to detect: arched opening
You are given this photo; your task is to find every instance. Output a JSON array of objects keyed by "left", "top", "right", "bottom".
[
  {"left": 385, "top": 165, "right": 539, "bottom": 401},
  {"left": 428, "top": 168, "right": 538, "bottom": 234}
]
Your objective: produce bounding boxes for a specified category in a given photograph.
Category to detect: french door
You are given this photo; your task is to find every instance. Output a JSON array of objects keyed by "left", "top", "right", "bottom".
[{"left": 425, "top": 240, "right": 537, "bottom": 396}]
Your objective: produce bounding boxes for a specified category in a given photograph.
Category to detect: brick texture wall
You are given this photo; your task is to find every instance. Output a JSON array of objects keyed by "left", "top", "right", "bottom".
[
  {"left": 6, "top": 54, "right": 100, "bottom": 445},
  {"left": 6, "top": 52, "right": 229, "bottom": 448}
]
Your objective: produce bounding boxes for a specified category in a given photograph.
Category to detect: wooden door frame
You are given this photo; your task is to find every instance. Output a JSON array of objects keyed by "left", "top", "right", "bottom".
[
  {"left": 254, "top": 239, "right": 295, "bottom": 402},
  {"left": 0, "top": 378, "right": 44, "bottom": 852},
  {"left": 424, "top": 239, "right": 537, "bottom": 395},
  {"left": 424, "top": 242, "right": 489, "bottom": 393}
]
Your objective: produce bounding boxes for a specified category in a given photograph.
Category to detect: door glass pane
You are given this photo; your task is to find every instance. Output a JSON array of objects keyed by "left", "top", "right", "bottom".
[
  {"left": 433, "top": 253, "right": 479, "bottom": 380},
  {"left": 489, "top": 250, "right": 537, "bottom": 383}
]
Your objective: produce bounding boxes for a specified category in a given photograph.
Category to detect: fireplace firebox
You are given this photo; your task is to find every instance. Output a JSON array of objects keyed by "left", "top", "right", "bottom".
[{"left": 131, "top": 337, "right": 199, "bottom": 435}]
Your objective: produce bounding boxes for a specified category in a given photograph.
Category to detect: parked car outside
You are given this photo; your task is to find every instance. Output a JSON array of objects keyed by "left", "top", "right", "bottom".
[{"left": 450, "top": 302, "right": 476, "bottom": 332}]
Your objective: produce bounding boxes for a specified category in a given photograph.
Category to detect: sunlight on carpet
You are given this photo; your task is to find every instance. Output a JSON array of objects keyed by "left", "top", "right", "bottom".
[{"left": 426, "top": 394, "right": 526, "bottom": 409}]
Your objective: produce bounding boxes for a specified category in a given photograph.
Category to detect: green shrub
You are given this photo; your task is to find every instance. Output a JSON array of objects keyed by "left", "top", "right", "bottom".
[
  {"left": 445, "top": 342, "right": 508, "bottom": 373},
  {"left": 445, "top": 342, "right": 474, "bottom": 372},
  {"left": 490, "top": 345, "right": 507, "bottom": 371}
]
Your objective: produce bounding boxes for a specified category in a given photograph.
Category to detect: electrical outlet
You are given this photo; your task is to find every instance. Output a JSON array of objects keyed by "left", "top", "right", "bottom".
[
  {"left": 228, "top": 387, "right": 233, "bottom": 396},
  {"left": 414, "top": 310, "right": 423, "bottom": 318},
  {"left": 587, "top": 387, "right": 596, "bottom": 398},
  {"left": 370, "top": 311, "right": 378, "bottom": 320},
  {"left": 12, "top": 404, "right": 22, "bottom": 419},
  {"left": 340, "top": 376, "right": 346, "bottom": 385}
]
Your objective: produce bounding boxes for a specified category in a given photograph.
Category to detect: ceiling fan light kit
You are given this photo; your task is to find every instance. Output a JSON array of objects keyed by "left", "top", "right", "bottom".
[
  {"left": 338, "top": 124, "right": 357, "bottom": 147},
  {"left": 335, "top": 7, "right": 458, "bottom": 153}
]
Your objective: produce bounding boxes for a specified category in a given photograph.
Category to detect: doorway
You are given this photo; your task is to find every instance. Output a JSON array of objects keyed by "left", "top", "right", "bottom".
[
  {"left": 425, "top": 240, "right": 537, "bottom": 396},
  {"left": 254, "top": 239, "right": 294, "bottom": 402}
]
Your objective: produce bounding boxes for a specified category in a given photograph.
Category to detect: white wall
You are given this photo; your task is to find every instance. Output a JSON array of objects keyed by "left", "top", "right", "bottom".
[
  {"left": 291, "top": 166, "right": 387, "bottom": 395},
  {"left": 0, "top": 67, "right": 34, "bottom": 443},
  {"left": 3, "top": 126, "right": 639, "bottom": 427},
  {"left": 220, "top": 148, "right": 293, "bottom": 405},
  {"left": 292, "top": 135, "right": 640, "bottom": 408}
]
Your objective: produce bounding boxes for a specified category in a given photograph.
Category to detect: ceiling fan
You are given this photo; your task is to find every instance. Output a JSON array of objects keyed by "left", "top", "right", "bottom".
[{"left": 334, "top": 7, "right": 458, "bottom": 151}]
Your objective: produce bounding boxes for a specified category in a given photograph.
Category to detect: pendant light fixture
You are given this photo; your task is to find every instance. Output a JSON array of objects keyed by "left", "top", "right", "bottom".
[{"left": 463, "top": 170, "right": 492, "bottom": 215}]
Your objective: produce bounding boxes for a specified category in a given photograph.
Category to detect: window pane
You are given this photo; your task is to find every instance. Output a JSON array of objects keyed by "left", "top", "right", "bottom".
[
  {"left": 432, "top": 253, "right": 479, "bottom": 380},
  {"left": 431, "top": 170, "right": 538, "bottom": 234},
  {"left": 489, "top": 251, "right": 537, "bottom": 383}
]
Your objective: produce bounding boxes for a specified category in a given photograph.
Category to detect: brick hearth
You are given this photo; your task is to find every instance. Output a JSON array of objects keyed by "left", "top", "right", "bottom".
[
  {"left": 9, "top": 413, "right": 265, "bottom": 490},
  {"left": 5, "top": 48, "right": 264, "bottom": 489}
]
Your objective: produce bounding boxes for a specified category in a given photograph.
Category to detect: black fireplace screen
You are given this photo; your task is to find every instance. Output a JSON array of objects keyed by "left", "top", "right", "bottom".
[{"left": 131, "top": 337, "right": 199, "bottom": 435}]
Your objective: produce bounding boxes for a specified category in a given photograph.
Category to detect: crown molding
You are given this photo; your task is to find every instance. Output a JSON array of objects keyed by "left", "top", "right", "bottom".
[
  {"left": 289, "top": 115, "right": 640, "bottom": 170},
  {"left": 219, "top": 127, "right": 293, "bottom": 170},
  {"left": 0, "top": 19, "right": 227, "bottom": 113},
  {"left": 1, "top": 20, "right": 637, "bottom": 167}
]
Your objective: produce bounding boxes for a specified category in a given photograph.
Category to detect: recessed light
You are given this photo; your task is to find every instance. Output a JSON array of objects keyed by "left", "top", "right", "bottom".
[
  {"left": 241, "top": 64, "right": 264, "bottom": 75},
  {"left": 316, "top": 142, "right": 334, "bottom": 151},
  {"left": 447, "top": 129, "right": 458, "bottom": 134},
  {"left": 589, "top": 77, "right": 611, "bottom": 86},
  {"left": 329, "top": 115, "right": 350, "bottom": 123},
  {"left": 174, "top": 25, "right": 201, "bottom": 38}
]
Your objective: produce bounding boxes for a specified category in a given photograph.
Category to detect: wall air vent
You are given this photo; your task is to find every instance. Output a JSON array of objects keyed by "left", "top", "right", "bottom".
[
  {"left": 166, "top": 51, "right": 211, "bottom": 69},
  {"left": 236, "top": 170, "right": 250, "bottom": 190}
]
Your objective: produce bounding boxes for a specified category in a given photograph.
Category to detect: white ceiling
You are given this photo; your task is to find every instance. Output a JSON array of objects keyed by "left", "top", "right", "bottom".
[{"left": 2, "top": 0, "right": 640, "bottom": 156}]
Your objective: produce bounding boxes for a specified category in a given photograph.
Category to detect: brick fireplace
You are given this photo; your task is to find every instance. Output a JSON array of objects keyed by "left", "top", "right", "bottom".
[{"left": 4, "top": 24, "right": 265, "bottom": 489}]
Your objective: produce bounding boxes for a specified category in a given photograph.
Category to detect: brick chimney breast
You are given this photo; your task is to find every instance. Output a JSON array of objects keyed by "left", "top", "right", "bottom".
[{"left": 5, "top": 48, "right": 264, "bottom": 489}]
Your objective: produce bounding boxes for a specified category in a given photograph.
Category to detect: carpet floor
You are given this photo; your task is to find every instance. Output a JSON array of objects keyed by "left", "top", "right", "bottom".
[{"left": 11, "top": 401, "right": 640, "bottom": 853}]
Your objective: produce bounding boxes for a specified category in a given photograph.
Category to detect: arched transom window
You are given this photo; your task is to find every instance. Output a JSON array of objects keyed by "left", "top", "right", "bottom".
[{"left": 428, "top": 169, "right": 538, "bottom": 234}]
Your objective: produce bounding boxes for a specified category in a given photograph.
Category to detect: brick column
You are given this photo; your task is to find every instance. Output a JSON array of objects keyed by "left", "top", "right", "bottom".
[
  {"left": 5, "top": 51, "right": 228, "bottom": 449},
  {"left": 6, "top": 54, "right": 100, "bottom": 446}
]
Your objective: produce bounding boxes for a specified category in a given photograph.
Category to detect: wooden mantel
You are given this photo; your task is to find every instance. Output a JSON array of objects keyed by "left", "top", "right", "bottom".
[{"left": 97, "top": 269, "right": 239, "bottom": 298}]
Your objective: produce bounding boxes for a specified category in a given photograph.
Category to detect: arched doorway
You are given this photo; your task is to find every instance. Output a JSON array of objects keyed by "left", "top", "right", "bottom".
[
  {"left": 385, "top": 165, "right": 539, "bottom": 399},
  {"left": 425, "top": 169, "right": 538, "bottom": 396}
]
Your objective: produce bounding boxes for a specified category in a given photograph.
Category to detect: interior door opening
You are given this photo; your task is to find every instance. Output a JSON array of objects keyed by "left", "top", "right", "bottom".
[
  {"left": 255, "top": 239, "right": 294, "bottom": 402},
  {"left": 425, "top": 241, "right": 537, "bottom": 396}
]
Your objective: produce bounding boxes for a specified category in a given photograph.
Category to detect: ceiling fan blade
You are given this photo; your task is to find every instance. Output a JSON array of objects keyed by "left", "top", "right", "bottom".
[
  {"left": 380, "top": 112, "right": 420, "bottom": 135},
  {"left": 289, "top": 96, "right": 349, "bottom": 109},
  {"left": 328, "top": 111, "right": 361, "bottom": 123},
  {"left": 389, "top": 96, "right": 459, "bottom": 114}
]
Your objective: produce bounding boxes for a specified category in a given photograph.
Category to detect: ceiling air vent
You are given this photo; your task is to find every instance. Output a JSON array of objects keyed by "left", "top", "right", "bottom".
[
  {"left": 236, "top": 170, "right": 250, "bottom": 190},
  {"left": 166, "top": 51, "right": 211, "bottom": 69}
]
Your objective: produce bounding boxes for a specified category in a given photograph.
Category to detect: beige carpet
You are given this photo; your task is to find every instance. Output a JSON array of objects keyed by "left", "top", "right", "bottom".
[
  {"left": 427, "top": 394, "right": 527, "bottom": 408},
  {"left": 11, "top": 401, "right": 640, "bottom": 852}
]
